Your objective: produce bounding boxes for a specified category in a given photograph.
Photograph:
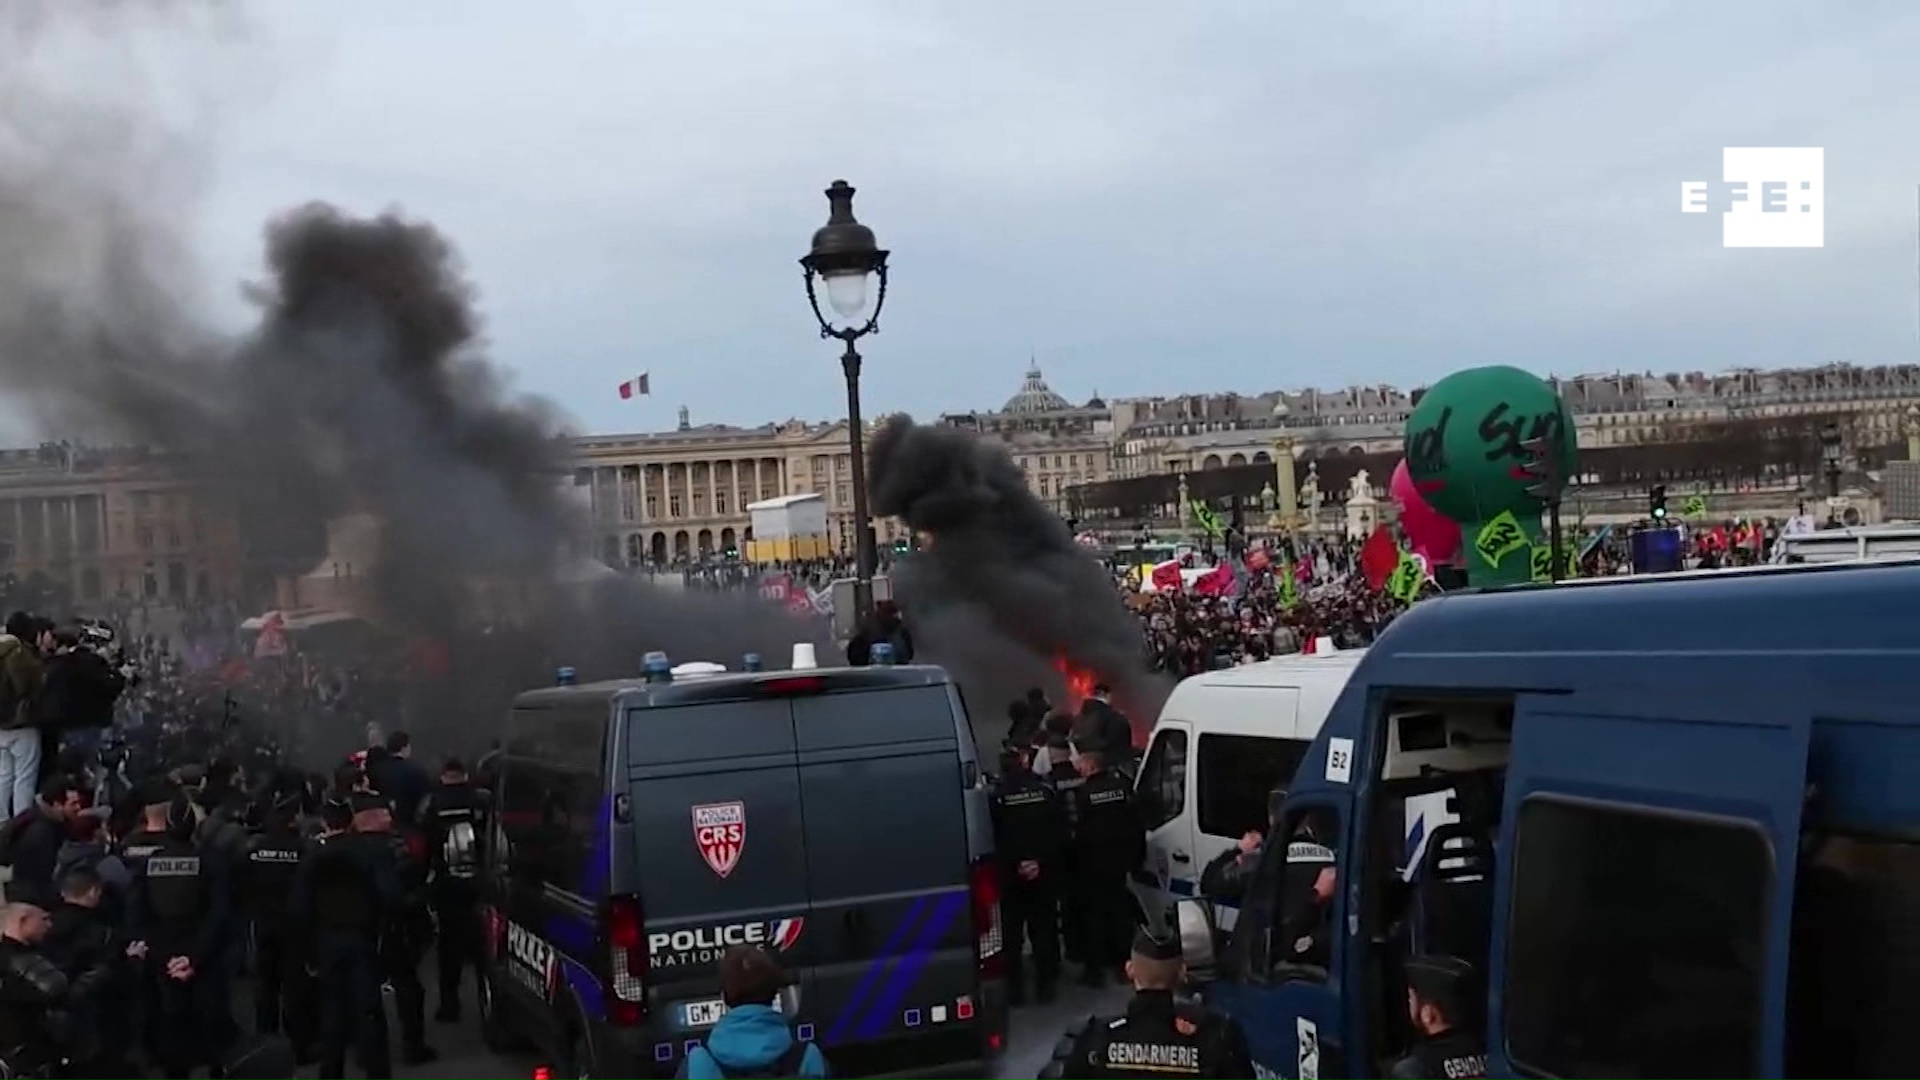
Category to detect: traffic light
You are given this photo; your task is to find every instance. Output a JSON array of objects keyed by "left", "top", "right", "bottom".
[
  {"left": 1519, "top": 436, "right": 1565, "bottom": 503},
  {"left": 1649, "top": 484, "right": 1668, "bottom": 521}
]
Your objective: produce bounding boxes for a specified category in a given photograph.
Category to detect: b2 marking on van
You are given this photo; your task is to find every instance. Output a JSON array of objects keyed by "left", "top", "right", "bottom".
[
  {"left": 692, "top": 801, "right": 746, "bottom": 878},
  {"left": 1296, "top": 1016, "right": 1320, "bottom": 1080},
  {"left": 1324, "top": 738, "right": 1354, "bottom": 784}
]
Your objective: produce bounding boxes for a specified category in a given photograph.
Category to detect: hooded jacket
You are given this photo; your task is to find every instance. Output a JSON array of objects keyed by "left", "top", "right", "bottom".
[
  {"left": 0, "top": 635, "right": 44, "bottom": 730},
  {"left": 675, "top": 1004, "right": 829, "bottom": 1079}
]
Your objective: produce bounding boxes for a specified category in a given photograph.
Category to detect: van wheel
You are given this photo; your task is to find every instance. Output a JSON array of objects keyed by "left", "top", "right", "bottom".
[
  {"left": 557, "top": 1022, "right": 598, "bottom": 1079},
  {"left": 478, "top": 972, "right": 529, "bottom": 1054}
]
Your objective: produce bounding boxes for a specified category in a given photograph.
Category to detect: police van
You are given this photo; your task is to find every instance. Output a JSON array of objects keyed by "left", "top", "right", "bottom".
[
  {"left": 477, "top": 646, "right": 1006, "bottom": 1078},
  {"left": 1130, "top": 649, "right": 1361, "bottom": 933},
  {"left": 1173, "top": 563, "right": 1920, "bottom": 1079}
]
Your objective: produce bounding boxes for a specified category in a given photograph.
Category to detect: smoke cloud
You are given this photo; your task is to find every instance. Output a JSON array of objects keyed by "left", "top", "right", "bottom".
[
  {"left": 867, "top": 416, "right": 1170, "bottom": 747},
  {"left": 0, "top": 4, "right": 827, "bottom": 761}
]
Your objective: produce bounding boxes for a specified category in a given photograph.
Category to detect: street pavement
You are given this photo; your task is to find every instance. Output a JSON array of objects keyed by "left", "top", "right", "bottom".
[{"left": 407, "top": 981, "right": 1131, "bottom": 1079}]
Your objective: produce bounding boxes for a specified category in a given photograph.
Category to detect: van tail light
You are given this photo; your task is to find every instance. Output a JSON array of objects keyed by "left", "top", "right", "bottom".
[
  {"left": 606, "top": 895, "right": 649, "bottom": 1025},
  {"left": 759, "top": 675, "right": 826, "bottom": 696},
  {"left": 969, "top": 857, "right": 1004, "bottom": 981}
]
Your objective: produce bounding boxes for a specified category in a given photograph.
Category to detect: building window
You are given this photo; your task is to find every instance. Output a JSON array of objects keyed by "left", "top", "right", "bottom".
[
  {"left": 135, "top": 523, "right": 152, "bottom": 550},
  {"left": 668, "top": 495, "right": 682, "bottom": 517},
  {"left": 645, "top": 496, "right": 658, "bottom": 518},
  {"left": 716, "top": 492, "right": 728, "bottom": 515},
  {"left": 1504, "top": 797, "right": 1768, "bottom": 1079}
]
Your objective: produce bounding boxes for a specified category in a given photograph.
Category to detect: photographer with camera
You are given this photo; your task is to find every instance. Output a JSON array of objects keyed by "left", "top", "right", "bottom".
[{"left": 0, "top": 614, "right": 48, "bottom": 821}]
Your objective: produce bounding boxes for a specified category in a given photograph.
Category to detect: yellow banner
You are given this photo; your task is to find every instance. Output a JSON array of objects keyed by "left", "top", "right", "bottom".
[{"left": 1474, "top": 509, "right": 1528, "bottom": 568}]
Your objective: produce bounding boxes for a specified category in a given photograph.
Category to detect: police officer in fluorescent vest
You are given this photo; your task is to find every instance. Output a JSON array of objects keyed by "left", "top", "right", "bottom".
[
  {"left": 1388, "top": 955, "right": 1488, "bottom": 1080},
  {"left": 126, "top": 793, "right": 235, "bottom": 1078},
  {"left": 421, "top": 755, "right": 488, "bottom": 1023},
  {"left": 1041, "top": 930, "right": 1254, "bottom": 1079}
]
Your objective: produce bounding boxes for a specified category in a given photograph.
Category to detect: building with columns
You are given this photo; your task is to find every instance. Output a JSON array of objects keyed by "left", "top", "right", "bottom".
[
  {"left": 571, "top": 405, "right": 907, "bottom": 567},
  {"left": 0, "top": 444, "right": 244, "bottom": 606}
]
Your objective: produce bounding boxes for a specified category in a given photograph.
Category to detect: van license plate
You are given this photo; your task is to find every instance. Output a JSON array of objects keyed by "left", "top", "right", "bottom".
[{"left": 681, "top": 998, "right": 728, "bottom": 1028}]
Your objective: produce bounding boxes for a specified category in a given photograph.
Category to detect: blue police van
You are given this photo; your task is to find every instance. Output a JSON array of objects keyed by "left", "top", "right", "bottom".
[
  {"left": 476, "top": 652, "right": 1006, "bottom": 1077},
  {"left": 1175, "top": 562, "right": 1920, "bottom": 1078}
]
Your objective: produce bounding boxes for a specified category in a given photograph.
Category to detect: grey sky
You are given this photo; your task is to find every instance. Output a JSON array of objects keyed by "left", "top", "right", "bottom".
[{"left": 37, "top": 1, "right": 1920, "bottom": 436}]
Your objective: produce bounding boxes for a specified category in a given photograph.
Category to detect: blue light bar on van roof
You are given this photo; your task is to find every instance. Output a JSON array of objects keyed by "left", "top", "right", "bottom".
[
  {"left": 642, "top": 651, "right": 672, "bottom": 684},
  {"left": 870, "top": 642, "right": 895, "bottom": 666},
  {"left": 555, "top": 666, "right": 577, "bottom": 686},
  {"left": 742, "top": 652, "right": 764, "bottom": 672}
]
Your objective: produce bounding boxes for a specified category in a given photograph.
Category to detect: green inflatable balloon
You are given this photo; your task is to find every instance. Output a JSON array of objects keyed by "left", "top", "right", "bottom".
[{"left": 1401, "top": 365, "right": 1576, "bottom": 587}]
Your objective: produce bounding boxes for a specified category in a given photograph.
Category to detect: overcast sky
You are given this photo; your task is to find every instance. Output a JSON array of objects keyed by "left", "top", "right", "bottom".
[{"left": 31, "top": 1, "right": 1920, "bottom": 436}]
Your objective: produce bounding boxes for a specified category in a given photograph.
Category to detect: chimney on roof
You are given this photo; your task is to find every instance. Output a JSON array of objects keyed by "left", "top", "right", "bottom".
[{"left": 677, "top": 405, "right": 691, "bottom": 431}]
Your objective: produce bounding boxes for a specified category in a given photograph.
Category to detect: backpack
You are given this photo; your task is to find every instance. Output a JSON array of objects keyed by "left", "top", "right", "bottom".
[
  {"left": 692, "top": 1040, "right": 812, "bottom": 1079},
  {"left": 0, "top": 808, "right": 36, "bottom": 867}
]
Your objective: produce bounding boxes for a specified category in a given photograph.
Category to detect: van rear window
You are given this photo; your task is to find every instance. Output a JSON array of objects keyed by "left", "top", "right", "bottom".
[
  {"left": 1197, "top": 734, "right": 1309, "bottom": 839},
  {"left": 626, "top": 699, "right": 795, "bottom": 765},
  {"left": 792, "top": 685, "right": 962, "bottom": 750}
]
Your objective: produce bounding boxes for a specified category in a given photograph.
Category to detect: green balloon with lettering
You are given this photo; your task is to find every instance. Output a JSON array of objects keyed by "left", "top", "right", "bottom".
[{"left": 1401, "top": 365, "right": 1576, "bottom": 586}]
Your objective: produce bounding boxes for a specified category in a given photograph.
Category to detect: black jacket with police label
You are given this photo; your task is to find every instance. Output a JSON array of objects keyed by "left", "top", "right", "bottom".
[
  {"left": 242, "top": 823, "right": 309, "bottom": 930},
  {"left": 1041, "top": 989, "right": 1254, "bottom": 1079},
  {"left": 125, "top": 833, "right": 231, "bottom": 969},
  {"left": 1388, "top": 1029, "right": 1488, "bottom": 1080},
  {"left": 990, "top": 770, "right": 1069, "bottom": 874},
  {"left": 1071, "top": 769, "right": 1145, "bottom": 875}
]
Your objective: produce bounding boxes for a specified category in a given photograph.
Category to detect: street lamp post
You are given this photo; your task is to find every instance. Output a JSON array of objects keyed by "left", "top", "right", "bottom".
[
  {"left": 800, "top": 180, "right": 890, "bottom": 622},
  {"left": 1819, "top": 421, "right": 1843, "bottom": 522}
]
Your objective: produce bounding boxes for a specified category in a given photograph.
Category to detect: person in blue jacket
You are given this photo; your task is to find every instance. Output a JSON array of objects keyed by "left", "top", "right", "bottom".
[{"left": 678, "top": 944, "right": 830, "bottom": 1079}]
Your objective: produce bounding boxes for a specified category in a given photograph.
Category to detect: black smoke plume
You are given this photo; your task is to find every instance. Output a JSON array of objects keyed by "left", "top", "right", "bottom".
[
  {"left": 867, "top": 416, "right": 1170, "bottom": 748},
  {"left": 0, "top": 7, "right": 827, "bottom": 761}
]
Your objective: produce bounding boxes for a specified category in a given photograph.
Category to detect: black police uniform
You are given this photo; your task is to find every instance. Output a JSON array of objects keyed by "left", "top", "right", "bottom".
[
  {"left": 245, "top": 802, "right": 315, "bottom": 1057},
  {"left": 1388, "top": 956, "right": 1487, "bottom": 1080},
  {"left": 1043, "top": 740, "right": 1086, "bottom": 963},
  {"left": 1042, "top": 933, "right": 1255, "bottom": 1079},
  {"left": 126, "top": 798, "right": 235, "bottom": 1079},
  {"left": 292, "top": 799, "right": 402, "bottom": 1080},
  {"left": 376, "top": 812, "right": 438, "bottom": 1062},
  {"left": 421, "top": 775, "right": 488, "bottom": 1021},
  {"left": 989, "top": 760, "right": 1069, "bottom": 1003},
  {"left": 1069, "top": 759, "right": 1145, "bottom": 984}
]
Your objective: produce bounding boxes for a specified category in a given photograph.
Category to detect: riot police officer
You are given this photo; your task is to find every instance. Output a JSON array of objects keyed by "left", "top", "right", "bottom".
[
  {"left": 1041, "top": 931, "right": 1254, "bottom": 1079},
  {"left": 1067, "top": 741, "right": 1144, "bottom": 987},
  {"left": 126, "top": 794, "right": 235, "bottom": 1079},
  {"left": 353, "top": 793, "right": 438, "bottom": 1064},
  {"left": 989, "top": 744, "right": 1068, "bottom": 1005},
  {"left": 421, "top": 755, "right": 487, "bottom": 1023},
  {"left": 1388, "top": 955, "right": 1487, "bottom": 1080},
  {"left": 293, "top": 795, "right": 400, "bottom": 1080},
  {"left": 1040, "top": 729, "right": 1085, "bottom": 965},
  {"left": 245, "top": 784, "right": 314, "bottom": 1061}
]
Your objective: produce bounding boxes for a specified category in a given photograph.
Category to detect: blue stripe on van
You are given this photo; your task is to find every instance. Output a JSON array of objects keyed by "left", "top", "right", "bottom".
[
  {"left": 852, "top": 891, "right": 969, "bottom": 1042},
  {"left": 822, "top": 896, "right": 932, "bottom": 1046},
  {"left": 1130, "top": 870, "right": 1197, "bottom": 897}
]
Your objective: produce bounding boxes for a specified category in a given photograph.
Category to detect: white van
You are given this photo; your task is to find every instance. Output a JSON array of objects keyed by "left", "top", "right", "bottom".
[{"left": 1129, "top": 649, "right": 1455, "bottom": 932}]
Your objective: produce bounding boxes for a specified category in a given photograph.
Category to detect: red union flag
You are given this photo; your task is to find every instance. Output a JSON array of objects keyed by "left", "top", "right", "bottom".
[{"left": 692, "top": 801, "right": 746, "bottom": 878}]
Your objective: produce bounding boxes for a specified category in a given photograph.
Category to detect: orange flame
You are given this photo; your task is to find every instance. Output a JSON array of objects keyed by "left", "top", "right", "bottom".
[{"left": 1053, "top": 654, "right": 1098, "bottom": 710}]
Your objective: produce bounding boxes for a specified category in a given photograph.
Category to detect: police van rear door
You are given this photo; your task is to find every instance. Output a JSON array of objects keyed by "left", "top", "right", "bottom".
[
  {"left": 791, "top": 678, "right": 981, "bottom": 1070},
  {"left": 1490, "top": 692, "right": 1810, "bottom": 1079},
  {"left": 625, "top": 696, "right": 812, "bottom": 1037}
]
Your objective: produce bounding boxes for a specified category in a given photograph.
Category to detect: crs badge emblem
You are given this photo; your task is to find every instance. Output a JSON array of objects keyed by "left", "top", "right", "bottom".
[{"left": 692, "top": 801, "right": 746, "bottom": 878}]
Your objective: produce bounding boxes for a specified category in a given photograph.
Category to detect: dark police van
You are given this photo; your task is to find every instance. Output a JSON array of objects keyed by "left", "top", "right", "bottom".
[
  {"left": 477, "top": 653, "right": 1006, "bottom": 1077},
  {"left": 1174, "top": 562, "right": 1920, "bottom": 1078}
]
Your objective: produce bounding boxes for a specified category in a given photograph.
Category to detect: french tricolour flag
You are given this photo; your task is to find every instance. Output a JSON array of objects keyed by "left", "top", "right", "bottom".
[{"left": 617, "top": 372, "right": 651, "bottom": 400}]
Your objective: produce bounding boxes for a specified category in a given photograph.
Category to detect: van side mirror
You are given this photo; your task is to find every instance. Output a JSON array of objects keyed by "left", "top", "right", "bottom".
[{"left": 1176, "top": 899, "right": 1220, "bottom": 981}]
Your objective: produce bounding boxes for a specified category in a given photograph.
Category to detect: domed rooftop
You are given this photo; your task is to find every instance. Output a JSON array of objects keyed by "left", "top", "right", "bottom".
[{"left": 1003, "top": 364, "right": 1072, "bottom": 414}]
